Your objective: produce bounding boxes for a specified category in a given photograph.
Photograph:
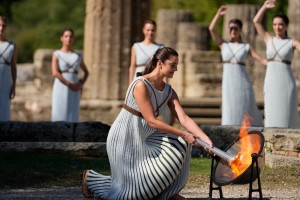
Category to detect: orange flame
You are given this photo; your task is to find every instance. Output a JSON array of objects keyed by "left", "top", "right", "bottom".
[{"left": 230, "top": 114, "right": 255, "bottom": 177}]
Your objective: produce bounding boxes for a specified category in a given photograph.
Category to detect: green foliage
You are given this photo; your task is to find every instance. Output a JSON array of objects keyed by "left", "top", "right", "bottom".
[
  {"left": 151, "top": 0, "right": 288, "bottom": 50},
  {"left": 1, "top": 0, "right": 289, "bottom": 63},
  {"left": 4, "top": 0, "right": 85, "bottom": 63},
  {"left": 151, "top": 0, "right": 262, "bottom": 23}
]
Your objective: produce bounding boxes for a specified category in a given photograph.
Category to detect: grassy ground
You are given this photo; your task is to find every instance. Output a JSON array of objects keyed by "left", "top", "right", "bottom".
[{"left": 0, "top": 152, "right": 299, "bottom": 190}]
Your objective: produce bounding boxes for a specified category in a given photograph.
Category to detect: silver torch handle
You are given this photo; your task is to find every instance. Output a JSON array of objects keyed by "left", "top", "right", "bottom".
[{"left": 195, "top": 137, "right": 236, "bottom": 163}]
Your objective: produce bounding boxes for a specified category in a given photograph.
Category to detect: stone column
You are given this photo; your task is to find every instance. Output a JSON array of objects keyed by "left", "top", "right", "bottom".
[
  {"left": 176, "top": 23, "right": 210, "bottom": 51},
  {"left": 288, "top": 0, "right": 300, "bottom": 99},
  {"left": 156, "top": 9, "right": 193, "bottom": 49},
  {"left": 288, "top": 0, "right": 300, "bottom": 40},
  {"left": 83, "top": 0, "right": 150, "bottom": 100},
  {"left": 169, "top": 23, "right": 210, "bottom": 96}
]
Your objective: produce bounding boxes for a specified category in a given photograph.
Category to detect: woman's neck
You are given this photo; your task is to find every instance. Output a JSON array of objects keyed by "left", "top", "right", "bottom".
[
  {"left": 275, "top": 34, "right": 288, "bottom": 39},
  {"left": 144, "top": 72, "right": 165, "bottom": 90},
  {"left": 60, "top": 46, "right": 72, "bottom": 52},
  {"left": 230, "top": 38, "right": 242, "bottom": 43},
  {"left": 142, "top": 38, "right": 155, "bottom": 45},
  {"left": 0, "top": 35, "right": 5, "bottom": 42}
]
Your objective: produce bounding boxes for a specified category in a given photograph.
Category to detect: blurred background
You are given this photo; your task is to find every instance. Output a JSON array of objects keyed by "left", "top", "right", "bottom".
[{"left": 1, "top": 0, "right": 287, "bottom": 63}]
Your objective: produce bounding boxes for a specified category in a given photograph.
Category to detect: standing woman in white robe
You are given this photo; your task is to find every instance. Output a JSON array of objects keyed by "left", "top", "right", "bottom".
[
  {"left": 253, "top": 0, "right": 300, "bottom": 128},
  {"left": 0, "top": 15, "right": 17, "bottom": 121},
  {"left": 51, "top": 29, "right": 89, "bottom": 122},
  {"left": 209, "top": 6, "right": 266, "bottom": 126},
  {"left": 128, "top": 19, "right": 163, "bottom": 84}
]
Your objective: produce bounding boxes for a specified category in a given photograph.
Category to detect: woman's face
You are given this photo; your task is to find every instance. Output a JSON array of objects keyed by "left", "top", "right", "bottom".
[
  {"left": 273, "top": 17, "right": 287, "bottom": 37},
  {"left": 161, "top": 55, "right": 179, "bottom": 78},
  {"left": 60, "top": 30, "right": 74, "bottom": 46},
  {"left": 229, "top": 22, "right": 241, "bottom": 39},
  {"left": 0, "top": 20, "right": 6, "bottom": 36},
  {"left": 143, "top": 23, "right": 156, "bottom": 41}
]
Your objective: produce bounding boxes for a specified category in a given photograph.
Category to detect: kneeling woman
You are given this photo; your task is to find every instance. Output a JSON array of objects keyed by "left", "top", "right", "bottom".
[{"left": 82, "top": 47, "right": 213, "bottom": 200}]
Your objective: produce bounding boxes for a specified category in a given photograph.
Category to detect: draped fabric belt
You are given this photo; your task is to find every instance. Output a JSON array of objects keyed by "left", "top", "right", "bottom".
[
  {"left": 0, "top": 61, "right": 10, "bottom": 65},
  {"left": 267, "top": 58, "right": 291, "bottom": 65},
  {"left": 122, "top": 103, "right": 143, "bottom": 118},
  {"left": 136, "top": 63, "right": 147, "bottom": 67},
  {"left": 60, "top": 69, "right": 78, "bottom": 74},
  {"left": 223, "top": 61, "right": 245, "bottom": 66}
]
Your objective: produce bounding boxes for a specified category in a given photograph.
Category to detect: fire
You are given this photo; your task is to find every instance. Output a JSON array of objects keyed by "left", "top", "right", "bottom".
[{"left": 230, "top": 114, "right": 259, "bottom": 177}]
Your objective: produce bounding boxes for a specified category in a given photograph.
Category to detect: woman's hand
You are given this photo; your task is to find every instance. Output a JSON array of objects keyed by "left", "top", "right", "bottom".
[
  {"left": 68, "top": 82, "right": 82, "bottom": 91},
  {"left": 217, "top": 5, "right": 227, "bottom": 16},
  {"left": 10, "top": 85, "right": 16, "bottom": 99},
  {"left": 263, "top": 0, "right": 276, "bottom": 9},
  {"left": 182, "top": 131, "right": 197, "bottom": 145},
  {"left": 193, "top": 135, "right": 214, "bottom": 155}
]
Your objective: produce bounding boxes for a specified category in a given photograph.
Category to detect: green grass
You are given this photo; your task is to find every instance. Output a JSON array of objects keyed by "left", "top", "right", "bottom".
[
  {"left": 0, "top": 152, "right": 110, "bottom": 189},
  {"left": 0, "top": 152, "right": 299, "bottom": 189}
]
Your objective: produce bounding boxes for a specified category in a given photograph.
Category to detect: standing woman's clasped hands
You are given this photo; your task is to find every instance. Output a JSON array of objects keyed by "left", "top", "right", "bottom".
[{"left": 67, "top": 81, "right": 83, "bottom": 91}]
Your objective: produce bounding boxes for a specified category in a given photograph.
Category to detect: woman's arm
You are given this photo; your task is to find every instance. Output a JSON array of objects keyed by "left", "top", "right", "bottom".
[
  {"left": 253, "top": 0, "right": 275, "bottom": 43},
  {"left": 10, "top": 43, "right": 17, "bottom": 99},
  {"left": 293, "top": 39, "right": 300, "bottom": 52},
  {"left": 133, "top": 81, "right": 197, "bottom": 144},
  {"left": 249, "top": 47, "right": 268, "bottom": 65},
  {"left": 128, "top": 46, "right": 136, "bottom": 84},
  {"left": 168, "top": 90, "right": 213, "bottom": 146},
  {"left": 79, "top": 59, "right": 89, "bottom": 85},
  {"left": 209, "top": 6, "right": 226, "bottom": 48}
]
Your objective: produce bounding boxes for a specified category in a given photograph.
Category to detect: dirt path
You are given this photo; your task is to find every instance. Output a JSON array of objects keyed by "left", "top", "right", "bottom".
[{"left": 0, "top": 185, "right": 299, "bottom": 200}]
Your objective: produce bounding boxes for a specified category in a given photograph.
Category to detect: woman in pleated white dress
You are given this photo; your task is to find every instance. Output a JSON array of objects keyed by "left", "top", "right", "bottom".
[
  {"left": 82, "top": 47, "right": 213, "bottom": 200},
  {"left": 254, "top": 0, "right": 300, "bottom": 128},
  {"left": 209, "top": 6, "right": 267, "bottom": 126},
  {"left": 129, "top": 19, "right": 174, "bottom": 125},
  {"left": 0, "top": 16, "right": 17, "bottom": 121},
  {"left": 51, "top": 29, "right": 89, "bottom": 122}
]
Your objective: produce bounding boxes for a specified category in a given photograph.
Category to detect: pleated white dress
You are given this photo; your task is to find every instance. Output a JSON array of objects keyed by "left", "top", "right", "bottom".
[
  {"left": 86, "top": 77, "right": 191, "bottom": 200},
  {"left": 264, "top": 37, "right": 300, "bottom": 128},
  {"left": 221, "top": 41, "right": 263, "bottom": 126},
  {"left": 0, "top": 41, "right": 14, "bottom": 121},
  {"left": 51, "top": 50, "right": 82, "bottom": 122}
]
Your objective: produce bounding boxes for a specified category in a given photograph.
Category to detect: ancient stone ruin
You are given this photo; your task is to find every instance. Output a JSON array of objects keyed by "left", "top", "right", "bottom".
[{"left": 4, "top": 0, "right": 300, "bottom": 167}]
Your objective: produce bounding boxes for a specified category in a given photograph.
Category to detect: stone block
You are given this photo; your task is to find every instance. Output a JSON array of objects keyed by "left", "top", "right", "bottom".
[{"left": 0, "top": 121, "right": 110, "bottom": 142}]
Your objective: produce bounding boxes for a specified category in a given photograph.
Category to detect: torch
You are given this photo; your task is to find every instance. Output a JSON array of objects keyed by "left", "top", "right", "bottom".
[{"left": 195, "top": 137, "right": 248, "bottom": 173}]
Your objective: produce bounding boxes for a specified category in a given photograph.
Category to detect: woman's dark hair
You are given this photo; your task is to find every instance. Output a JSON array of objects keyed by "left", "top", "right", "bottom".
[
  {"left": 143, "top": 19, "right": 156, "bottom": 28},
  {"left": 61, "top": 28, "right": 74, "bottom": 36},
  {"left": 229, "top": 19, "right": 243, "bottom": 29},
  {"left": 0, "top": 15, "right": 7, "bottom": 25},
  {"left": 143, "top": 47, "right": 178, "bottom": 75},
  {"left": 273, "top": 13, "right": 289, "bottom": 25},
  {"left": 273, "top": 13, "right": 289, "bottom": 36}
]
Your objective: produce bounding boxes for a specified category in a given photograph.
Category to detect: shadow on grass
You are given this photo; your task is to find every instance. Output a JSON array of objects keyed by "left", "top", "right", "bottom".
[{"left": 0, "top": 151, "right": 110, "bottom": 189}]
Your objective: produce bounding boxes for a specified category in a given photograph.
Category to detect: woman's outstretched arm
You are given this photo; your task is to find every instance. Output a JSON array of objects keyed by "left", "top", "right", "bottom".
[
  {"left": 209, "top": 5, "right": 226, "bottom": 48},
  {"left": 253, "top": 0, "right": 275, "bottom": 42}
]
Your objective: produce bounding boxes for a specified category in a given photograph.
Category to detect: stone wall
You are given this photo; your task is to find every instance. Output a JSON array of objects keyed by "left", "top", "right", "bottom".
[{"left": 1, "top": 121, "right": 299, "bottom": 168}]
